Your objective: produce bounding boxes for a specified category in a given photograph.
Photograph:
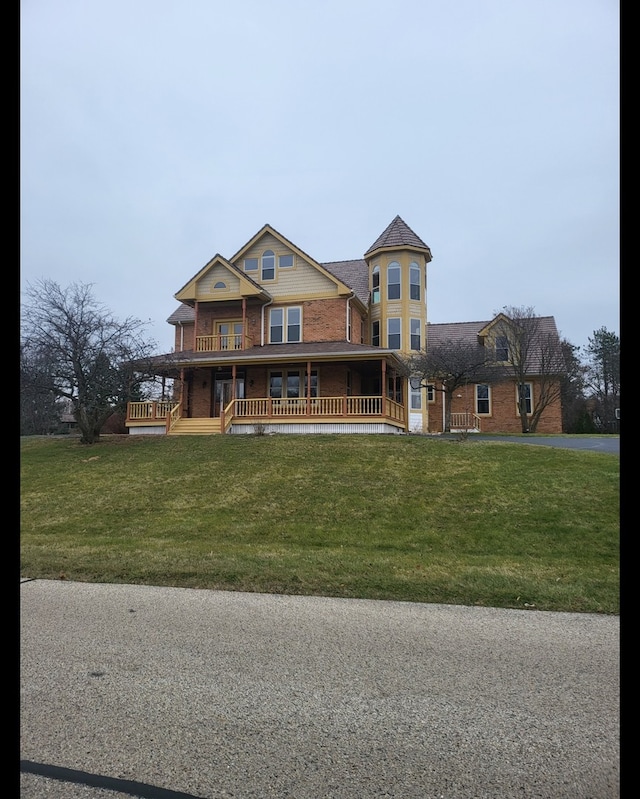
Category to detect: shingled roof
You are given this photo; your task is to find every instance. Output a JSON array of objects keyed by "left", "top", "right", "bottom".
[
  {"left": 321, "top": 259, "right": 369, "bottom": 304},
  {"left": 427, "top": 317, "right": 562, "bottom": 375},
  {"left": 364, "top": 215, "right": 432, "bottom": 258}
]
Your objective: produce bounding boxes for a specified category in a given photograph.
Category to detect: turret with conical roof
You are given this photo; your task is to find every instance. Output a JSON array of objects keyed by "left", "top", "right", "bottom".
[{"left": 364, "top": 215, "right": 432, "bottom": 260}]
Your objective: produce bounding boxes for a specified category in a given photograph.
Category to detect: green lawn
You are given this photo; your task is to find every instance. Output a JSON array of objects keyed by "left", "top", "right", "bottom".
[{"left": 20, "top": 433, "right": 619, "bottom": 614}]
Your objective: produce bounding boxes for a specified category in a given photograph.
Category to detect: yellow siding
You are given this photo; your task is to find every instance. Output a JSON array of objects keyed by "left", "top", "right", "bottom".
[
  {"left": 195, "top": 263, "right": 241, "bottom": 298},
  {"left": 232, "top": 233, "right": 340, "bottom": 300}
]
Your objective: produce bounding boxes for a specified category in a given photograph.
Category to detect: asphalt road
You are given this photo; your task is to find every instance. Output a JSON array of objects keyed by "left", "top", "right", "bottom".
[{"left": 20, "top": 580, "right": 620, "bottom": 799}]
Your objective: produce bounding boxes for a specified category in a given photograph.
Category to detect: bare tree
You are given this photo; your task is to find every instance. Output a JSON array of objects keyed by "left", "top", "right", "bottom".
[
  {"left": 21, "top": 279, "right": 158, "bottom": 444},
  {"left": 491, "top": 306, "right": 566, "bottom": 433},
  {"left": 403, "top": 338, "right": 491, "bottom": 432}
]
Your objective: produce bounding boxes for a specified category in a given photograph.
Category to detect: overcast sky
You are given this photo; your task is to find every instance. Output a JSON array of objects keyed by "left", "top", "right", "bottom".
[{"left": 21, "top": 0, "right": 619, "bottom": 356}]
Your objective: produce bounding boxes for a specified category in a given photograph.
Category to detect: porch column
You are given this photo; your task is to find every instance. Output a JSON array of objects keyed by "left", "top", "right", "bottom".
[
  {"left": 306, "top": 360, "right": 311, "bottom": 415},
  {"left": 381, "top": 360, "right": 387, "bottom": 417},
  {"left": 194, "top": 302, "right": 199, "bottom": 351}
]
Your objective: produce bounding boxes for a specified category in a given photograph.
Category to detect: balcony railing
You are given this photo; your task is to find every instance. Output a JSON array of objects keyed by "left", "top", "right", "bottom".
[{"left": 195, "top": 334, "right": 253, "bottom": 352}]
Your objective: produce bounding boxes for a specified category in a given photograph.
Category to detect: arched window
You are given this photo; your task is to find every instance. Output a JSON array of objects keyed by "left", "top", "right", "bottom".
[
  {"left": 387, "top": 262, "right": 401, "bottom": 300},
  {"left": 214, "top": 281, "right": 226, "bottom": 289},
  {"left": 262, "top": 250, "right": 275, "bottom": 281}
]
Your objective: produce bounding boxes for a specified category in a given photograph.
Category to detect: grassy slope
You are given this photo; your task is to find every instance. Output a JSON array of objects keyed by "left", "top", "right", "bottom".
[{"left": 20, "top": 434, "right": 620, "bottom": 613}]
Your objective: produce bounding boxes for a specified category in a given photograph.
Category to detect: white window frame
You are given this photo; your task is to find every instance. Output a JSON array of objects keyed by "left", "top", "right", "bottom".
[
  {"left": 387, "top": 317, "right": 401, "bottom": 350},
  {"left": 269, "top": 306, "right": 302, "bottom": 344},
  {"left": 476, "top": 384, "right": 491, "bottom": 415}
]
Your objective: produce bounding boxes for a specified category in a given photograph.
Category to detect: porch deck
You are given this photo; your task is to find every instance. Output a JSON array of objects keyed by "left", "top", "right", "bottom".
[{"left": 126, "top": 397, "right": 408, "bottom": 435}]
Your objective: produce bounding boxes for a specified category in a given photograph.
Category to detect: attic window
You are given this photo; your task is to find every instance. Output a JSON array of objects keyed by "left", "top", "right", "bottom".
[
  {"left": 279, "top": 254, "right": 294, "bottom": 268},
  {"left": 262, "top": 250, "right": 275, "bottom": 281},
  {"left": 244, "top": 258, "right": 258, "bottom": 272},
  {"left": 214, "top": 281, "right": 226, "bottom": 289}
]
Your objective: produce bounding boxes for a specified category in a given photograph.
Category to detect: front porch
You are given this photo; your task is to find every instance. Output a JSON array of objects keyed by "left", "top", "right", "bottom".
[{"left": 126, "top": 396, "right": 407, "bottom": 435}]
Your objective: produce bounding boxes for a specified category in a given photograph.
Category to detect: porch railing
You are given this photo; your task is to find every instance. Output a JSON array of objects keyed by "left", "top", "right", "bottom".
[
  {"left": 127, "top": 400, "right": 174, "bottom": 421},
  {"left": 231, "top": 396, "right": 405, "bottom": 422},
  {"left": 127, "top": 396, "right": 406, "bottom": 430},
  {"left": 195, "top": 334, "right": 253, "bottom": 352},
  {"left": 450, "top": 411, "right": 482, "bottom": 431}
]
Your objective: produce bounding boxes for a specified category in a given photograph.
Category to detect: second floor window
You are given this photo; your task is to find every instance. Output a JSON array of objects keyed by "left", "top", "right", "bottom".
[
  {"left": 372, "top": 320, "right": 380, "bottom": 347},
  {"left": 387, "top": 262, "right": 401, "bottom": 300},
  {"left": 269, "top": 307, "right": 301, "bottom": 344},
  {"left": 410, "top": 318, "right": 421, "bottom": 351},
  {"left": 387, "top": 318, "right": 401, "bottom": 349}
]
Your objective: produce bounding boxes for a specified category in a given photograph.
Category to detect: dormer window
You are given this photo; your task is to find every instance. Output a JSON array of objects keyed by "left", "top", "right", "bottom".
[{"left": 495, "top": 335, "right": 509, "bottom": 362}]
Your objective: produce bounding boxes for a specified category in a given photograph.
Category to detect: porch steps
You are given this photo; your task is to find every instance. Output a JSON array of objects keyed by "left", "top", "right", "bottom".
[{"left": 168, "top": 418, "right": 222, "bottom": 435}]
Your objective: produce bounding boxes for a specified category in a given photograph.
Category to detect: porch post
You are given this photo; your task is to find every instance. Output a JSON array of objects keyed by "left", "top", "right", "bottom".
[
  {"left": 381, "top": 360, "right": 387, "bottom": 417},
  {"left": 306, "top": 360, "right": 311, "bottom": 415}
]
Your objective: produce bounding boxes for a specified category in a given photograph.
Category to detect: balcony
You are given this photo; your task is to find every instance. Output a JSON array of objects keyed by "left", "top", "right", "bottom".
[{"left": 195, "top": 333, "right": 253, "bottom": 352}]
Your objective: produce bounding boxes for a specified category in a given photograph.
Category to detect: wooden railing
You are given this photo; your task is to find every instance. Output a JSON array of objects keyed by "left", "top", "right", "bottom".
[
  {"left": 195, "top": 334, "right": 253, "bottom": 352},
  {"left": 231, "top": 396, "right": 405, "bottom": 423},
  {"left": 128, "top": 396, "right": 406, "bottom": 431},
  {"left": 166, "top": 402, "right": 182, "bottom": 433},
  {"left": 127, "top": 400, "right": 174, "bottom": 421},
  {"left": 450, "top": 411, "right": 482, "bottom": 431}
]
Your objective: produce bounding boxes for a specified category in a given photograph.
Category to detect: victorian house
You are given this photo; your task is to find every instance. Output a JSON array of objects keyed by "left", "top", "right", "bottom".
[{"left": 125, "top": 216, "right": 563, "bottom": 435}]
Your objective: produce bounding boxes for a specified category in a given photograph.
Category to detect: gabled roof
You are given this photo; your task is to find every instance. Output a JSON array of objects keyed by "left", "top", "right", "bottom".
[
  {"left": 364, "top": 215, "right": 432, "bottom": 260},
  {"left": 174, "top": 254, "right": 270, "bottom": 305}
]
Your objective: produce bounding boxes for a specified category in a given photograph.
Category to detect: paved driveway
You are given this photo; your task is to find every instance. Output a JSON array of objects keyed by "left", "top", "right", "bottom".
[
  {"left": 20, "top": 580, "right": 619, "bottom": 799},
  {"left": 457, "top": 434, "right": 620, "bottom": 455}
]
